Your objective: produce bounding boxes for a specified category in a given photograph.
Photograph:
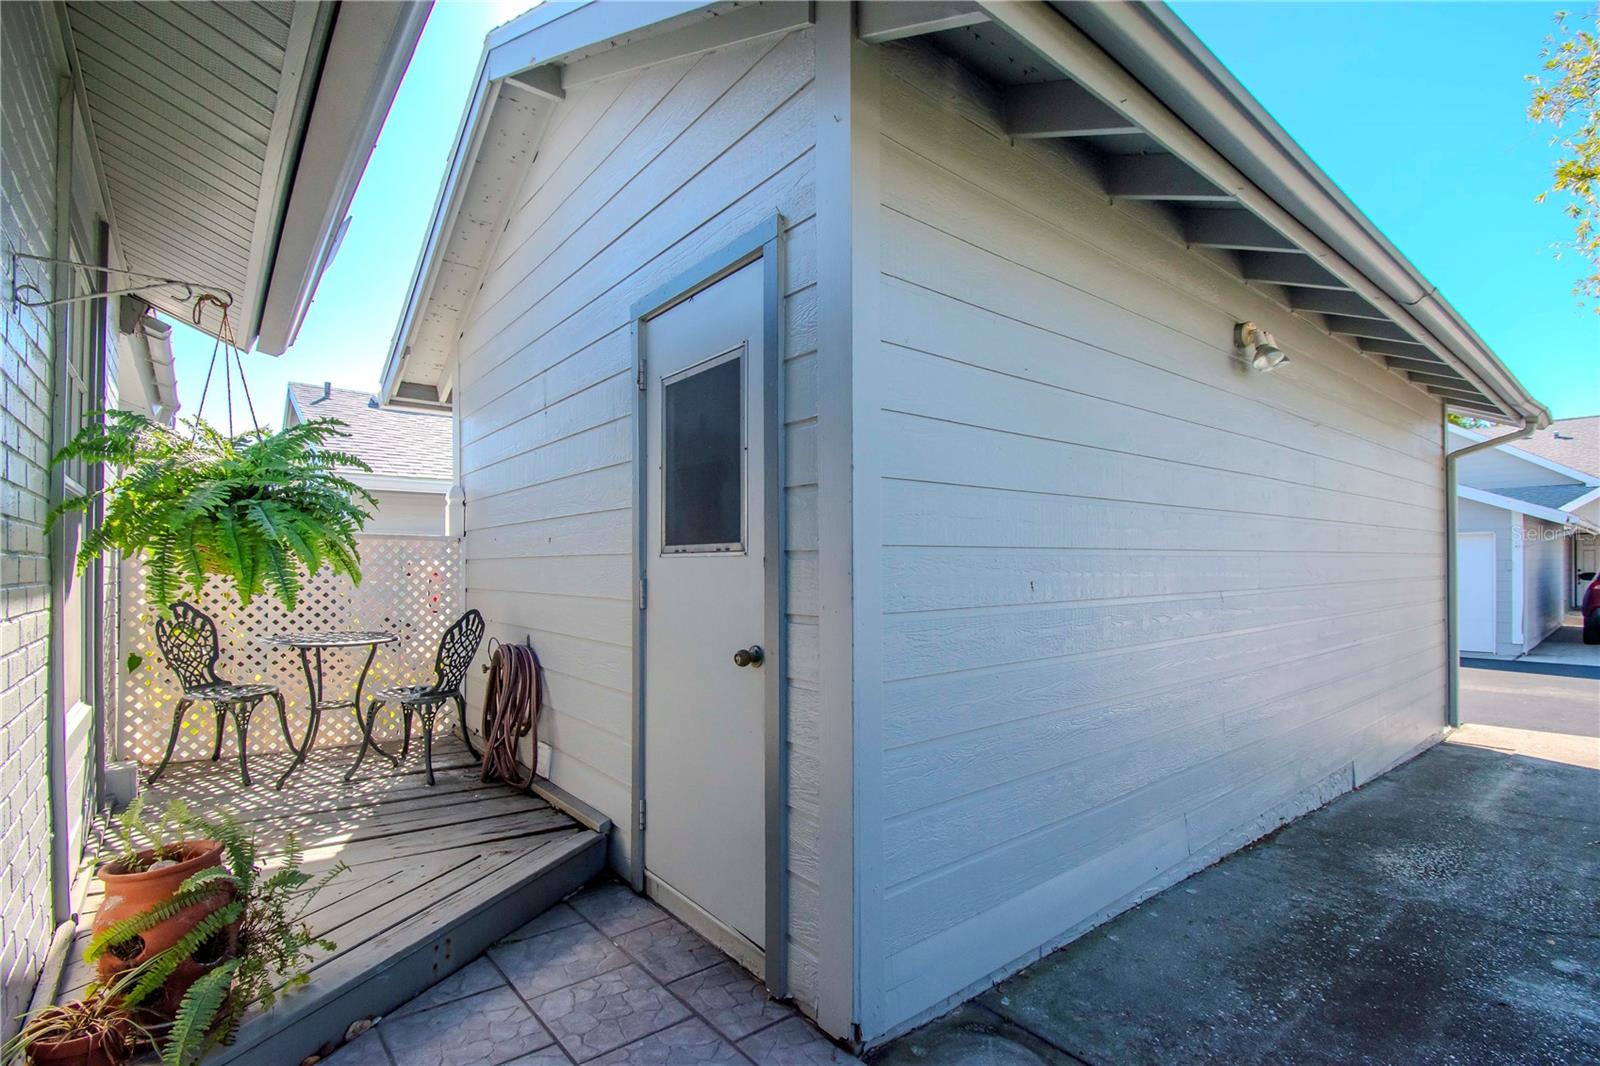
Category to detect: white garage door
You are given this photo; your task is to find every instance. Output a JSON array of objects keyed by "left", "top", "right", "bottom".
[{"left": 1457, "top": 532, "right": 1496, "bottom": 654}]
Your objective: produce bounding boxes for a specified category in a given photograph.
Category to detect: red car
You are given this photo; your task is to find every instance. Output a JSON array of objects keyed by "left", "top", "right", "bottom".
[{"left": 1585, "top": 573, "right": 1600, "bottom": 644}]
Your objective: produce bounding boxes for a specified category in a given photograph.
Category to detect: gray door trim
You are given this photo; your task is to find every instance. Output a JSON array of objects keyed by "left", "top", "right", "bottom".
[{"left": 629, "top": 214, "right": 787, "bottom": 997}]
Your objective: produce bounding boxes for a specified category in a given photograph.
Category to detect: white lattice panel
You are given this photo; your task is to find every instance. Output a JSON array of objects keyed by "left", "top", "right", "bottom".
[{"left": 117, "top": 535, "right": 462, "bottom": 765}]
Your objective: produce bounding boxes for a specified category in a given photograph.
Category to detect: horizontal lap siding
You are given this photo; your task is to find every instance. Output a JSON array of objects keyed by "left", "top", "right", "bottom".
[
  {"left": 453, "top": 28, "right": 823, "bottom": 1013},
  {"left": 1524, "top": 518, "right": 1567, "bottom": 649},
  {"left": 865, "top": 43, "right": 1447, "bottom": 1036}
]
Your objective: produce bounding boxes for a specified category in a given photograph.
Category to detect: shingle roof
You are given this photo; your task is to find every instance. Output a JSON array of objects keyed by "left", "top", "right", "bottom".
[
  {"left": 286, "top": 382, "right": 452, "bottom": 481},
  {"left": 1493, "top": 484, "right": 1595, "bottom": 511},
  {"left": 1485, "top": 416, "right": 1600, "bottom": 478}
]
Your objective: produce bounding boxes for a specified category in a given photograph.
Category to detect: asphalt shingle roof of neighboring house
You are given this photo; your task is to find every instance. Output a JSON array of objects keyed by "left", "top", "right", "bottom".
[
  {"left": 1494, "top": 484, "right": 1596, "bottom": 511},
  {"left": 286, "top": 382, "right": 452, "bottom": 481},
  {"left": 1486, "top": 416, "right": 1600, "bottom": 478}
]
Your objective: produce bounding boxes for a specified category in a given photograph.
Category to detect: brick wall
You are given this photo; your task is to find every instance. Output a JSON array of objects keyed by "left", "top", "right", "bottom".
[{"left": 0, "top": 0, "right": 63, "bottom": 1042}]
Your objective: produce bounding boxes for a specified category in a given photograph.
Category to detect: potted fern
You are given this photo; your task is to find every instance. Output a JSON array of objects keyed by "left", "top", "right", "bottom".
[
  {"left": 50, "top": 411, "right": 376, "bottom": 613},
  {"left": 86, "top": 803, "right": 343, "bottom": 1065},
  {"left": 87, "top": 800, "right": 240, "bottom": 1021}
]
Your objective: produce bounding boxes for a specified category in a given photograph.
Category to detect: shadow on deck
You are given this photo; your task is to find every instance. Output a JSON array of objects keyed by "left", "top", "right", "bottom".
[{"left": 60, "top": 737, "right": 608, "bottom": 1065}]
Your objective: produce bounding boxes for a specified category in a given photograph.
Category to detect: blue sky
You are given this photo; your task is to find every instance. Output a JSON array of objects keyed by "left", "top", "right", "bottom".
[{"left": 170, "top": 1, "right": 1598, "bottom": 429}]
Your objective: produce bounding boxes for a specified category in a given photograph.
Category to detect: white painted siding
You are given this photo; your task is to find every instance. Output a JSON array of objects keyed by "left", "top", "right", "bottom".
[
  {"left": 1523, "top": 518, "right": 1568, "bottom": 650},
  {"left": 0, "top": 1, "right": 65, "bottom": 1041},
  {"left": 860, "top": 42, "right": 1449, "bottom": 1040},
  {"left": 363, "top": 489, "right": 445, "bottom": 536},
  {"left": 1457, "top": 498, "right": 1516, "bottom": 656},
  {"left": 451, "top": 28, "right": 826, "bottom": 1012}
]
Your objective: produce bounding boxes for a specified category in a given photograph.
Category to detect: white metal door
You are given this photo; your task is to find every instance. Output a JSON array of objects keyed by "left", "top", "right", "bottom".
[
  {"left": 643, "top": 260, "right": 767, "bottom": 952},
  {"left": 1457, "top": 532, "right": 1496, "bottom": 654}
]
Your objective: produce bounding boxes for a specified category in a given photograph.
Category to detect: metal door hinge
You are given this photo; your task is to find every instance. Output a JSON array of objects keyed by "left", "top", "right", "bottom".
[
  {"left": 638, "top": 575, "right": 647, "bottom": 610},
  {"left": 636, "top": 360, "right": 647, "bottom": 390},
  {"left": 637, "top": 800, "right": 646, "bottom": 831}
]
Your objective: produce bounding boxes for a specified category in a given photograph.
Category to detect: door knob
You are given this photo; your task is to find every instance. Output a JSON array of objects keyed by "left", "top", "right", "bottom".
[{"left": 733, "top": 645, "right": 765, "bottom": 668}]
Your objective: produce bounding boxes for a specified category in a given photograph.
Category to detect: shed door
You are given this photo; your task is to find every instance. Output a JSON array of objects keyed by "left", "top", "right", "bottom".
[
  {"left": 642, "top": 260, "right": 767, "bottom": 954},
  {"left": 1457, "top": 532, "right": 1496, "bottom": 654}
]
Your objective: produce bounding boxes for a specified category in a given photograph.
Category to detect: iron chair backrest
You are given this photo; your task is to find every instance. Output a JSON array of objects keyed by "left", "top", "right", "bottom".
[
  {"left": 431, "top": 609, "right": 485, "bottom": 696},
  {"left": 156, "top": 601, "right": 224, "bottom": 691}
]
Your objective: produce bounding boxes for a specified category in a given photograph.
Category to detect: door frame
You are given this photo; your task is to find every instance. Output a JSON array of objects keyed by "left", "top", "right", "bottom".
[{"left": 629, "top": 215, "right": 787, "bottom": 995}]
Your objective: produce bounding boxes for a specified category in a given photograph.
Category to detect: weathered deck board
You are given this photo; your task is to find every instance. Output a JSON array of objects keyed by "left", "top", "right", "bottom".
[{"left": 59, "top": 738, "right": 607, "bottom": 1065}]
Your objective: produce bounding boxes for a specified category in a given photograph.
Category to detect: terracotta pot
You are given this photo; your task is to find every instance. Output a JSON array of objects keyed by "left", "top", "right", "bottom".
[
  {"left": 24, "top": 1029, "right": 127, "bottom": 1066},
  {"left": 94, "top": 840, "right": 240, "bottom": 1016}
]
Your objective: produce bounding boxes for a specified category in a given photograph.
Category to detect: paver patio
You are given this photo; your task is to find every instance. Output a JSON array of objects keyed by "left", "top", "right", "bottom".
[{"left": 322, "top": 881, "right": 859, "bottom": 1066}]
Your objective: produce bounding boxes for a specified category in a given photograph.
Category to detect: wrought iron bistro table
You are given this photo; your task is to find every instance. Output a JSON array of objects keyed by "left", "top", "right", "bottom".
[{"left": 258, "top": 630, "right": 397, "bottom": 788}]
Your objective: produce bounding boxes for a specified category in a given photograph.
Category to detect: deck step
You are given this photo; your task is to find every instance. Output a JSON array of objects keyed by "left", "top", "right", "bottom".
[
  {"left": 220, "top": 829, "right": 605, "bottom": 1066},
  {"left": 60, "top": 739, "right": 610, "bottom": 1066}
]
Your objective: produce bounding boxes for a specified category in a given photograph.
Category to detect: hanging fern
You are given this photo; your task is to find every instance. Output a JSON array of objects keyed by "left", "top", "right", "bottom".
[{"left": 49, "top": 411, "right": 377, "bottom": 612}]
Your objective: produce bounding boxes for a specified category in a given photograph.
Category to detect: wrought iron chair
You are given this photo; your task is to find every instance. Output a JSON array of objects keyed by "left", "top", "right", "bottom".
[
  {"left": 347, "top": 609, "right": 485, "bottom": 785},
  {"left": 151, "top": 602, "right": 289, "bottom": 788}
]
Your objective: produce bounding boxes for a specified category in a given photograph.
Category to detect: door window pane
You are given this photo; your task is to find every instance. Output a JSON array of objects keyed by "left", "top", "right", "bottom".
[{"left": 663, "top": 352, "right": 743, "bottom": 551}]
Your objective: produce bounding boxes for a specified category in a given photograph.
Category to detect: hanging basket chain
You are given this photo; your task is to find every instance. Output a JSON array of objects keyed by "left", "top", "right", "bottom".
[{"left": 189, "top": 292, "right": 259, "bottom": 438}]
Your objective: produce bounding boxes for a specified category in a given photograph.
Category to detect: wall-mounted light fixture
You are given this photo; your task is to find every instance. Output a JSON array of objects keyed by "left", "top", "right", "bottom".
[{"left": 1235, "top": 321, "right": 1289, "bottom": 373}]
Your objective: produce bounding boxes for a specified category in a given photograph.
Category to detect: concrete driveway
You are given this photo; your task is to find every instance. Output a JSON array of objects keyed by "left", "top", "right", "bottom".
[
  {"left": 870, "top": 668, "right": 1600, "bottom": 1065},
  {"left": 1520, "top": 615, "right": 1600, "bottom": 671}
]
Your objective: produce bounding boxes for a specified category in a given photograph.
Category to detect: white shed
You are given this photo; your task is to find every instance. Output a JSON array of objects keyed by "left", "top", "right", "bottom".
[
  {"left": 380, "top": 2, "right": 1550, "bottom": 1047},
  {"left": 1451, "top": 424, "right": 1598, "bottom": 654}
]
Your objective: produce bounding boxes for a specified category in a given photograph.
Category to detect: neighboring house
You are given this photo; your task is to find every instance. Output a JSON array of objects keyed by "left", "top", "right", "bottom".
[
  {"left": 0, "top": 0, "right": 424, "bottom": 1041},
  {"left": 380, "top": 1, "right": 1551, "bottom": 1048},
  {"left": 1452, "top": 424, "right": 1598, "bottom": 656},
  {"left": 1488, "top": 416, "right": 1600, "bottom": 606},
  {"left": 282, "top": 382, "right": 453, "bottom": 535}
]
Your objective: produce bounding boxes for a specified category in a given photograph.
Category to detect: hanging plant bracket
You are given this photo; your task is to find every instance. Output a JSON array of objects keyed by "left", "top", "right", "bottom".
[{"left": 7, "top": 250, "right": 232, "bottom": 314}]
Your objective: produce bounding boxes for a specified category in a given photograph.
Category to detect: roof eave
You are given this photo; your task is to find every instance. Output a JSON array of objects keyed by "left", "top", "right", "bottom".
[
  {"left": 1459, "top": 485, "right": 1600, "bottom": 531},
  {"left": 253, "top": 0, "right": 432, "bottom": 355},
  {"left": 1043, "top": 0, "right": 1548, "bottom": 429},
  {"left": 382, "top": 1, "right": 734, "bottom": 406}
]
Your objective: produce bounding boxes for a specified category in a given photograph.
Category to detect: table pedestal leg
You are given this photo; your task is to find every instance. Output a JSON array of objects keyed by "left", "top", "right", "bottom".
[{"left": 277, "top": 647, "right": 323, "bottom": 790}]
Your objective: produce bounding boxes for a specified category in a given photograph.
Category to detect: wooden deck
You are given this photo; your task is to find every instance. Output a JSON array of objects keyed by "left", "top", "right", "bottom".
[{"left": 62, "top": 737, "right": 607, "bottom": 1065}]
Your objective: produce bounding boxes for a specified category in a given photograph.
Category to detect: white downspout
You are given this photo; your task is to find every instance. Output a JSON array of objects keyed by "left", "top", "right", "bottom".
[{"left": 1445, "top": 417, "right": 1533, "bottom": 726}]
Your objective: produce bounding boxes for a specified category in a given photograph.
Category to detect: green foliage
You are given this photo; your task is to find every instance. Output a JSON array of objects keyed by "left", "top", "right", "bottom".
[
  {"left": 1, "top": 969, "right": 154, "bottom": 1061},
  {"left": 104, "top": 795, "right": 195, "bottom": 873},
  {"left": 1447, "top": 412, "right": 1491, "bottom": 430},
  {"left": 50, "top": 410, "right": 376, "bottom": 612},
  {"left": 90, "top": 803, "right": 346, "bottom": 1065},
  {"left": 161, "top": 961, "right": 238, "bottom": 1066},
  {"left": 1529, "top": 7, "right": 1600, "bottom": 306}
]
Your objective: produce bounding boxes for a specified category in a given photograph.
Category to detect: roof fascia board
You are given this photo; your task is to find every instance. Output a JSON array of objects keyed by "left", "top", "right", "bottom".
[
  {"left": 1459, "top": 485, "right": 1597, "bottom": 530},
  {"left": 1562, "top": 485, "right": 1600, "bottom": 512},
  {"left": 283, "top": 388, "right": 309, "bottom": 428},
  {"left": 559, "top": 2, "right": 813, "bottom": 88},
  {"left": 485, "top": 1, "right": 716, "bottom": 81},
  {"left": 239, "top": 1, "right": 330, "bottom": 353},
  {"left": 256, "top": 0, "right": 432, "bottom": 356},
  {"left": 383, "top": 1, "right": 737, "bottom": 403},
  {"left": 1447, "top": 424, "right": 1600, "bottom": 486},
  {"left": 355, "top": 473, "right": 454, "bottom": 495},
  {"left": 1038, "top": 1, "right": 1547, "bottom": 428},
  {"left": 381, "top": 45, "right": 499, "bottom": 404}
]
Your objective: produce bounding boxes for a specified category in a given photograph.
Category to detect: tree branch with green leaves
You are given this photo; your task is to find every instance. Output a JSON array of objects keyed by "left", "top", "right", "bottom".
[{"left": 1529, "top": 6, "right": 1600, "bottom": 307}]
